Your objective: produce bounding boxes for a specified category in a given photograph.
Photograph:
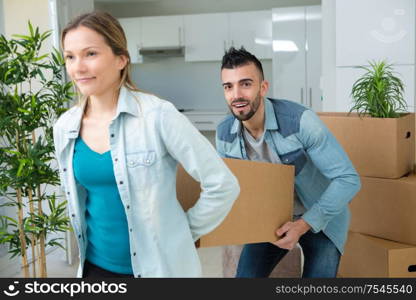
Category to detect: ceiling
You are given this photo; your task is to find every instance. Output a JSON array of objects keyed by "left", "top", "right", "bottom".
[{"left": 94, "top": 0, "right": 321, "bottom": 18}]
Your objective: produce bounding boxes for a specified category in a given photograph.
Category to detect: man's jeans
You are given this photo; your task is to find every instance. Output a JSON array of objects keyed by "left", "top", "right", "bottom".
[{"left": 236, "top": 231, "right": 341, "bottom": 278}]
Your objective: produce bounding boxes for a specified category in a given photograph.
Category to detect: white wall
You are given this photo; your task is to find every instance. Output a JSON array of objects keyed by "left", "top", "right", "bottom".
[
  {"left": 321, "top": 0, "right": 415, "bottom": 112},
  {"left": 95, "top": 0, "right": 321, "bottom": 18},
  {"left": 0, "top": 0, "right": 4, "bottom": 35}
]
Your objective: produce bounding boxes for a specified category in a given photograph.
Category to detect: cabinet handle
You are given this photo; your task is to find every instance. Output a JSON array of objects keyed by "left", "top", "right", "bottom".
[
  {"left": 300, "top": 88, "right": 304, "bottom": 105},
  {"left": 195, "top": 121, "right": 214, "bottom": 124},
  {"left": 309, "top": 88, "right": 312, "bottom": 108}
]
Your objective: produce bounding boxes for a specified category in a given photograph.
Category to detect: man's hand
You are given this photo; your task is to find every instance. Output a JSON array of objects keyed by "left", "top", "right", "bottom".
[{"left": 271, "top": 219, "right": 311, "bottom": 250}]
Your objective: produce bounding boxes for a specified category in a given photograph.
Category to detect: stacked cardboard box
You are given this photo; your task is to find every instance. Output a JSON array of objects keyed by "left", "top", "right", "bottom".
[{"left": 319, "top": 113, "right": 416, "bottom": 278}]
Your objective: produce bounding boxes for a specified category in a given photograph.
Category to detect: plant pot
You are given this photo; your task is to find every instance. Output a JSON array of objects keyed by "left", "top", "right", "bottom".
[{"left": 318, "top": 112, "right": 415, "bottom": 179}]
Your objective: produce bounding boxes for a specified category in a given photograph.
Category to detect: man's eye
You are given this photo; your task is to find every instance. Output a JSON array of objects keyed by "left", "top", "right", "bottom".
[
  {"left": 243, "top": 82, "right": 251, "bottom": 87},
  {"left": 65, "top": 55, "right": 73, "bottom": 60},
  {"left": 87, "top": 51, "right": 96, "bottom": 57}
]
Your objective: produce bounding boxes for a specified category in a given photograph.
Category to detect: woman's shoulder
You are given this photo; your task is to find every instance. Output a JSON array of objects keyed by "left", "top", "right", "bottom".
[{"left": 53, "top": 105, "right": 82, "bottom": 131}]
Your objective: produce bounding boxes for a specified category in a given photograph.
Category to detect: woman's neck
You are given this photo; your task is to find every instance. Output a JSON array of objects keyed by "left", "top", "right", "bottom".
[{"left": 85, "top": 87, "right": 120, "bottom": 120}]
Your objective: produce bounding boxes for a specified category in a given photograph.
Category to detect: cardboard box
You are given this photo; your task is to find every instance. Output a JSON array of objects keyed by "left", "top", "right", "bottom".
[
  {"left": 339, "top": 232, "right": 416, "bottom": 278},
  {"left": 176, "top": 158, "right": 294, "bottom": 247},
  {"left": 350, "top": 172, "right": 416, "bottom": 246},
  {"left": 318, "top": 112, "right": 415, "bottom": 179}
]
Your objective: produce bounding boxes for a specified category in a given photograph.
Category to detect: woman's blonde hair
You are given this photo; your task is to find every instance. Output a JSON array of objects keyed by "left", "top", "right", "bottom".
[{"left": 61, "top": 11, "right": 141, "bottom": 105}]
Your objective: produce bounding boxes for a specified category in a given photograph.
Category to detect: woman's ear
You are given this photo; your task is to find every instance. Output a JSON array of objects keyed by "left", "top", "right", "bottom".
[{"left": 117, "top": 55, "right": 128, "bottom": 70}]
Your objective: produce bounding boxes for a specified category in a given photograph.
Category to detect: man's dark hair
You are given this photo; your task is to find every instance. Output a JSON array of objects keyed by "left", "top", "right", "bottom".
[{"left": 221, "top": 47, "right": 264, "bottom": 80}]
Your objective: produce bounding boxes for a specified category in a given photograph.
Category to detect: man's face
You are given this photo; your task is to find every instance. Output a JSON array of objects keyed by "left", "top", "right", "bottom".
[{"left": 221, "top": 63, "right": 268, "bottom": 121}]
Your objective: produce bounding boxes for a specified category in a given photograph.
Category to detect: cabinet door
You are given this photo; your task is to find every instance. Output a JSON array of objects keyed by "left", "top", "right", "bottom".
[
  {"left": 118, "top": 17, "right": 143, "bottom": 64},
  {"left": 229, "top": 10, "right": 272, "bottom": 59},
  {"left": 306, "top": 5, "right": 322, "bottom": 112},
  {"left": 184, "top": 13, "right": 229, "bottom": 62},
  {"left": 141, "top": 15, "right": 184, "bottom": 48},
  {"left": 272, "top": 7, "right": 307, "bottom": 105}
]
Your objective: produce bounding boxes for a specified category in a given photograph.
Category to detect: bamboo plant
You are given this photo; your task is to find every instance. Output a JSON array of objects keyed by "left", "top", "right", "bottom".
[
  {"left": 0, "top": 22, "right": 73, "bottom": 277},
  {"left": 349, "top": 60, "right": 408, "bottom": 118}
]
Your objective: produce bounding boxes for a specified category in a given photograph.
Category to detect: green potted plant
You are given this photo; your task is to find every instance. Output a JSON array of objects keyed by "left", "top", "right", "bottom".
[
  {"left": 0, "top": 22, "right": 73, "bottom": 277},
  {"left": 318, "top": 60, "right": 414, "bottom": 179},
  {"left": 349, "top": 60, "right": 408, "bottom": 118}
]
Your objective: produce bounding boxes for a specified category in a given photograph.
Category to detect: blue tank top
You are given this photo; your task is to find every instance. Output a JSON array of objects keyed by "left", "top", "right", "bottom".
[{"left": 73, "top": 137, "right": 133, "bottom": 274}]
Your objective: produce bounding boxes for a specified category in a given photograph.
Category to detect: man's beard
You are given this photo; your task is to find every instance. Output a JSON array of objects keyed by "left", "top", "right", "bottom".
[{"left": 229, "top": 93, "right": 261, "bottom": 121}]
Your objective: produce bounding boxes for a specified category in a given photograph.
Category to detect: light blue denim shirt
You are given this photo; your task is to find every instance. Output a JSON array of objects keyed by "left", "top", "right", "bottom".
[
  {"left": 216, "top": 98, "right": 361, "bottom": 254},
  {"left": 53, "top": 87, "right": 240, "bottom": 277}
]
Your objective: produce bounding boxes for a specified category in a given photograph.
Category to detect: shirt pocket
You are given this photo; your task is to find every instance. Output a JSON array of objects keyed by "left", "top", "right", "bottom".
[
  {"left": 280, "top": 148, "right": 307, "bottom": 176},
  {"left": 126, "top": 151, "right": 157, "bottom": 190}
]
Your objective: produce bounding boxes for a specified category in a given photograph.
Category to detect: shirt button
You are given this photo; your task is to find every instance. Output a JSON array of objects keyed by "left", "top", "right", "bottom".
[
  {"left": 110, "top": 134, "right": 115, "bottom": 138},
  {"left": 115, "top": 158, "right": 118, "bottom": 162},
  {"left": 133, "top": 252, "right": 136, "bottom": 256},
  {"left": 119, "top": 181, "right": 123, "bottom": 185},
  {"left": 137, "top": 274, "right": 141, "bottom": 278},
  {"left": 129, "top": 228, "right": 132, "bottom": 232},
  {"left": 63, "top": 168, "right": 67, "bottom": 172},
  {"left": 71, "top": 214, "right": 75, "bottom": 217},
  {"left": 78, "top": 234, "right": 81, "bottom": 239},
  {"left": 67, "top": 192, "right": 70, "bottom": 195},
  {"left": 145, "top": 159, "right": 150, "bottom": 164},
  {"left": 127, "top": 205, "right": 130, "bottom": 209}
]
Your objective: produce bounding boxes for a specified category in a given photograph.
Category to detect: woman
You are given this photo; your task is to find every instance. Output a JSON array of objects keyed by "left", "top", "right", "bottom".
[{"left": 53, "top": 11, "right": 240, "bottom": 278}]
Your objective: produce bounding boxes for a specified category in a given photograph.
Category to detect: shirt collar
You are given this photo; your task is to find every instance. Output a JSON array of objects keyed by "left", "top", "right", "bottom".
[
  {"left": 114, "top": 86, "right": 140, "bottom": 118},
  {"left": 65, "top": 86, "right": 139, "bottom": 138},
  {"left": 230, "top": 98, "right": 279, "bottom": 134}
]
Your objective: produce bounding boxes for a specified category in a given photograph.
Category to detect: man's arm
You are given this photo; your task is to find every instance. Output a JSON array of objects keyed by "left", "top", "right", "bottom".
[
  {"left": 297, "top": 110, "right": 361, "bottom": 233},
  {"left": 273, "top": 109, "right": 360, "bottom": 249}
]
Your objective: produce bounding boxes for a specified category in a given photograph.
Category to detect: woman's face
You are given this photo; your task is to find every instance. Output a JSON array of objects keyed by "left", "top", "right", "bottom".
[{"left": 63, "top": 26, "right": 127, "bottom": 97}]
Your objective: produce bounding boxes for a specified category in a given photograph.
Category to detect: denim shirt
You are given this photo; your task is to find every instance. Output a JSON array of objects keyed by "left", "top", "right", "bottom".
[
  {"left": 53, "top": 87, "right": 240, "bottom": 277},
  {"left": 216, "top": 98, "right": 361, "bottom": 254}
]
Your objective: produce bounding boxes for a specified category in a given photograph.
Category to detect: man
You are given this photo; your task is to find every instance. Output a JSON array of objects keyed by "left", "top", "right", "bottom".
[{"left": 216, "top": 47, "right": 361, "bottom": 278}]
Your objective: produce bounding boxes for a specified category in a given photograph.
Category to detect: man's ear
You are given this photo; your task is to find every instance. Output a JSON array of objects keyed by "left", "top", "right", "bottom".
[{"left": 261, "top": 79, "right": 269, "bottom": 97}]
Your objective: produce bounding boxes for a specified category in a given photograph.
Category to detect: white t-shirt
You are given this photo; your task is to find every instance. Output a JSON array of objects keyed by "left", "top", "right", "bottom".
[{"left": 243, "top": 127, "right": 306, "bottom": 217}]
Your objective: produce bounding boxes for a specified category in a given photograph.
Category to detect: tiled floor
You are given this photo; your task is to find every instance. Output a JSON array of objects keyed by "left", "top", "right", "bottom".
[{"left": 9, "top": 246, "right": 223, "bottom": 278}]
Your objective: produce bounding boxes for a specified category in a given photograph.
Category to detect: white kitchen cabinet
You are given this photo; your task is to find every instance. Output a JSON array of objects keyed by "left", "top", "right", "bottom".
[
  {"left": 305, "top": 6, "right": 322, "bottom": 112},
  {"left": 118, "top": 17, "right": 143, "bottom": 63},
  {"left": 229, "top": 10, "right": 273, "bottom": 59},
  {"left": 141, "top": 15, "right": 184, "bottom": 48},
  {"left": 272, "top": 6, "right": 322, "bottom": 111},
  {"left": 184, "top": 13, "right": 229, "bottom": 62},
  {"left": 336, "top": 0, "right": 415, "bottom": 67},
  {"left": 182, "top": 111, "right": 228, "bottom": 131}
]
